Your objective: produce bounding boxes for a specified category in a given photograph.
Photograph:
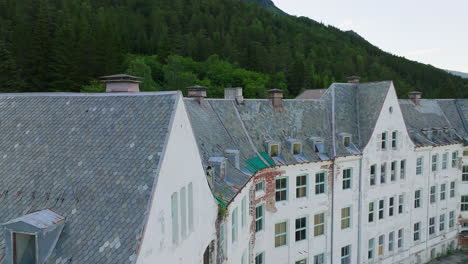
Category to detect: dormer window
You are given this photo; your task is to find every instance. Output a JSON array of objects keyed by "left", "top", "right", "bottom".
[
  {"left": 343, "top": 136, "right": 351, "bottom": 148},
  {"left": 265, "top": 141, "right": 280, "bottom": 158},
  {"left": 310, "top": 137, "right": 325, "bottom": 153},
  {"left": 288, "top": 138, "right": 302, "bottom": 155},
  {"left": 13, "top": 232, "right": 37, "bottom": 264}
]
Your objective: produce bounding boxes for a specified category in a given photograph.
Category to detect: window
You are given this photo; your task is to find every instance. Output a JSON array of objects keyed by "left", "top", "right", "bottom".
[
  {"left": 398, "top": 228, "right": 404, "bottom": 248},
  {"left": 255, "top": 252, "right": 264, "bottom": 264},
  {"left": 432, "top": 154, "right": 438, "bottom": 172},
  {"left": 255, "top": 205, "right": 264, "bottom": 232},
  {"left": 368, "top": 238, "right": 375, "bottom": 259},
  {"left": 442, "top": 153, "right": 448, "bottom": 170},
  {"left": 231, "top": 208, "right": 238, "bottom": 243},
  {"left": 462, "top": 196, "right": 468, "bottom": 211},
  {"left": 296, "top": 175, "right": 308, "bottom": 198},
  {"left": 380, "top": 163, "right": 386, "bottom": 184},
  {"left": 414, "top": 190, "right": 421, "bottom": 208},
  {"left": 380, "top": 132, "right": 387, "bottom": 150},
  {"left": 465, "top": 150, "right": 468, "bottom": 156},
  {"left": 439, "top": 214, "right": 445, "bottom": 231},
  {"left": 180, "top": 187, "right": 187, "bottom": 239},
  {"left": 391, "top": 161, "right": 397, "bottom": 181},
  {"left": 430, "top": 185, "right": 436, "bottom": 204},
  {"left": 429, "top": 217, "right": 435, "bottom": 235},
  {"left": 414, "top": 222, "right": 420, "bottom": 241},
  {"left": 430, "top": 248, "right": 436, "bottom": 259},
  {"left": 188, "top": 183, "right": 194, "bottom": 233},
  {"left": 13, "top": 232, "right": 37, "bottom": 264},
  {"left": 440, "top": 183, "right": 446, "bottom": 201},
  {"left": 416, "top": 157, "right": 423, "bottom": 175},
  {"left": 450, "top": 181, "right": 455, "bottom": 198},
  {"left": 314, "top": 213, "right": 325, "bottom": 236},
  {"left": 241, "top": 197, "right": 246, "bottom": 228},
  {"left": 275, "top": 177, "right": 288, "bottom": 202},
  {"left": 343, "top": 168, "right": 352, "bottom": 190},
  {"left": 368, "top": 202, "right": 375, "bottom": 222},
  {"left": 389, "top": 197, "right": 394, "bottom": 217},
  {"left": 220, "top": 223, "right": 227, "bottom": 254},
  {"left": 295, "top": 217, "right": 307, "bottom": 242},
  {"left": 463, "top": 166, "right": 468, "bottom": 182},
  {"left": 343, "top": 136, "right": 351, "bottom": 148},
  {"left": 400, "top": 160, "right": 406, "bottom": 179},
  {"left": 398, "top": 194, "right": 404, "bottom": 214},
  {"left": 379, "top": 199, "right": 385, "bottom": 219},
  {"left": 256, "top": 181, "right": 265, "bottom": 192},
  {"left": 270, "top": 144, "right": 279, "bottom": 157},
  {"left": 378, "top": 235, "right": 385, "bottom": 255},
  {"left": 341, "top": 245, "right": 351, "bottom": 264},
  {"left": 389, "top": 231, "right": 394, "bottom": 252},
  {"left": 449, "top": 211, "right": 455, "bottom": 228},
  {"left": 171, "top": 192, "right": 179, "bottom": 244},
  {"left": 314, "top": 254, "right": 324, "bottom": 264},
  {"left": 275, "top": 221, "right": 288, "bottom": 247},
  {"left": 293, "top": 142, "right": 302, "bottom": 155},
  {"left": 341, "top": 207, "right": 351, "bottom": 229},
  {"left": 452, "top": 151, "right": 458, "bottom": 168},
  {"left": 296, "top": 259, "right": 307, "bottom": 264},
  {"left": 370, "top": 165, "right": 376, "bottom": 185},
  {"left": 392, "top": 131, "right": 397, "bottom": 149},
  {"left": 315, "top": 172, "right": 326, "bottom": 194}
]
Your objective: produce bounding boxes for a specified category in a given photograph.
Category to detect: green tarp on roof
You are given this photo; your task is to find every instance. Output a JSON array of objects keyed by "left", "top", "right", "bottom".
[{"left": 244, "top": 152, "right": 275, "bottom": 174}]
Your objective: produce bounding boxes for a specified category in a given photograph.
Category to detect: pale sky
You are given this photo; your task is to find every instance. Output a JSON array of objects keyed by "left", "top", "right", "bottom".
[{"left": 272, "top": 0, "right": 468, "bottom": 73}]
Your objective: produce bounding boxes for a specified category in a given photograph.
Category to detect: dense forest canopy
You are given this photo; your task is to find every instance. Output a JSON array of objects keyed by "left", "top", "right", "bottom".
[{"left": 0, "top": 0, "right": 466, "bottom": 98}]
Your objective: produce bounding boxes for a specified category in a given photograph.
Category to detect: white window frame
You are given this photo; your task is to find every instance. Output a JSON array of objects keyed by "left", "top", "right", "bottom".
[
  {"left": 295, "top": 217, "right": 307, "bottom": 242},
  {"left": 463, "top": 165, "right": 468, "bottom": 182},
  {"left": 432, "top": 154, "right": 438, "bottom": 172},
  {"left": 370, "top": 164, "right": 376, "bottom": 186},
  {"left": 414, "top": 189, "right": 421, "bottom": 208},
  {"left": 442, "top": 152, "right": 448, "bottom": 170},
  {"left": 450, "top": 181, "right": 456, "bottom": 198},
  {"left": 341, "top": 245, "right": 351, "bottom": 264},
  {"left": 368, "top": 238, "right": 375, "bottom": 260},
  {"left": 256, "top": 181, "right": 265, "bottom": 192},
  {"left": 380, "top": 163, "right": 386, "bottom": 184},
  {"left": 379, "top": 199, "right": 385, "bottom": 219},
  {"left": 255, "top": 204, "right": 264, "bottom": 232},
  {"left": 389, "top": 197, "right": 394, "bottom": 217},
  {"left": 296, "top": 174, "right": 308, "bottom": 198},
  {"left": 398, "top": 194, "right": 404, "bottom": 214},
  {"left": 231, "top": 207, "right": 238, "bottom": 243},
  {"left": 400, "top": 159, "right": 406, "bottom": 179},
  {"left": 314, "top": 213, "right": 325, "bottom": 236},
  {"left": 391, "top": 161, "right": 397, "bottom": 181},
  {"left": 275, "top": 177, "right": 288, "bottom": 202},
  {"left": 274, "top": 221, "right": 288, "bottom": 247},
  {"left": 314, "top": 253, "right": 325, "bottom": 264},
  {"left": 416, "top": 157, "right": 423, "bottom": 175},
  {"left": 380, "top": 132, "right": 387, "bottom": 150},
  {"left": 449, "top": 211, "right": 455, "bottom": 228},
  {"left": 462, "top": 195, "right": 468, "bottom": 211},
  {"left": 398, "top": 228, "right": 404, "bottom": 249},
  {"left": 368, "top": 202, "right": 375, "bottom": 223},
  {"left": 171, "top": 192, "right": 179, "bottom": 245},
  {"left": 452, "top": 151, "right": 458, "bottom": 168},
  {"left": 255, "top": 252, "right": 264, "bottom": 264},
  {"left": 391, "top": 131, "right": 397, "bottom": 149},
  {"left": 269, "top": 143, "right": 280, "bottom": 157},
  {"left": 389, "top": 231, "right": 394, "bottom": 252},
  {"left": 439, "top": 214, "right": 445, "bottom": 231},
  {"left": 342, "top": 168, "right": 352, "bottom": 190},
  {"left": 414, "top": 222, "right": 420, "bottom": 241},
  {"left": 378, "top": 235, "right": 385, "bottom": 256},
  {"left": 440, "top": 183, "right": 446, "bottom": 201},
  {"left": 429, "top": 217, "right": 435, "bottom": 236},
  {"left": 315, "top": 172, "right": 326, "bottom": 194},
  {"left": 430, "top": 185, "right": 436, "bottom": 204},
  {"left": 341, "top": 206, "right": 351, "bottom": 229}
]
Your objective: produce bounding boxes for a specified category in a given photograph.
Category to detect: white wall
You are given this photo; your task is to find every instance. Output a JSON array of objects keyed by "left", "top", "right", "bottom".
[{"left": 136, "top": 94, "right": 218, "bottom": 264}]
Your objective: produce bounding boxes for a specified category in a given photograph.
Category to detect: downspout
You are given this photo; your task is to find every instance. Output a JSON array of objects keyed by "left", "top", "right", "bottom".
[
  {"left": 330, "top": 85, "right": 336, "bottom": 264},
  {"left": 357, "top": 156, "right": 363, "bottom": 263}
]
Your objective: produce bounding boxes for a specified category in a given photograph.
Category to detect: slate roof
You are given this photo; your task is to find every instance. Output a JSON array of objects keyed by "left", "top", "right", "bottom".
[
  {"left": 0, "top": 92, "right": 178, "bottom": 264},
  {"left": 296, "top": 89, "right": 327, "bottom": 99}
]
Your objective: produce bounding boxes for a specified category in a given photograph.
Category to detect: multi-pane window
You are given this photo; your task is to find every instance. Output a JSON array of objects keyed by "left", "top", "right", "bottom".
[
  {"left": 389, "top": 197, "right": 394, "bottom": 217},
  {"left": 391, "top": 161, "right": 397, "bottom": 181},
  {"left": 315, "top": 172, "right": 326, "bottom": 194},
  {"left": 256, "top": 181, "right": 265, "bottom": 192},
  {"left": 378, "top": 235, "right": 385, "bottom": 256},
  {"left": 449, "top": 211, "right": 455, "bottom": 228},
  {"left": 171, "top": 192, "right": 179, "bottom": 244},
  {"left": 391, "top": 131, "right": 397, "bottom": 149},
  {"left": 295, "top": 217, "right": 307, "bottom": 242},
  {"left": 296, "top": 175, "right": 308, "bottom": 198},
  {"left": 368, "top": 238, "right": 375, "bottom": 259},
  {"left": 398, "top": 194, "right": 404, "bottom": 214},
  {"left": 440, "top": 183, "right": 446, "bottom": 201},
  {"left": 439, "top": 214, "right": 445, "bottom": 231},
  {"left": 379, "top": 200, "right": 385, "bottom": 219},
  {"left": 342, "top": 168, "right": 352, "bottom": 190},
  {"left": 341, "top": 207, "right": 351, "bottom": 229},
  {"left": 369, "top": 202, "right": 375, "bottom": 222},
  {"left": 452, "top": 151, "right": 458, "bottom": 168},
  {"left": 462, "top": 196, "right": 468, "bottom": 211},
  {"left": 430, "top": 186, "right": 436, "bottom": 204},
  {"left": 241, "top": 197, "right": 246, "bottom": 228},
  {"left": 432, "top": 154, "right": 438, "bottom": 172},
  {"left": 416, "top": 157, "right": 423, "bottom": 175},
  {"left": 429, "top": 217, "right": 435, "bottom": 235},
  {"left": 414, "top": 222, "right": 420, "bottom": 241},
  {"left": 314, "top": 254, "right": 324, "bottom": 264},
  {"left": 255, "top": 204, "right": 264, "bottom": 232},
  {"left": 389, "top": 231, "right": 394, "bottom": 252},
  {"left": 463, "top": 166, "right": 468, "bottom": 182},
  {"left": 314, "top": 213, "right": 325, "bottom": 236},
  {"left": 370, "top": 165, "right": 376, "bottom": 185},
  {"left": 398, "top": 228, "right": 404, "bottom": 248},
  {"left": 275, "top": 221, "right": 288, "bottom": 247},
  {"left": 341, "top": 245, "right": 351, "bottom": 264},
  {"left": 442, "top": 153, "right": 448, "bottom": 170},
  {"left": 380, "top": 163, "right": 386, "bottom": 184},
  {"left": 380, "top": 132, "right": 387, "bottom": 150},
  {"left": 400, "top": 160, "right": 406, "bottom": 179},
  {"left": 414, "top": 190, "right": 421, "bottom": 208},
  {"left": 275, "top": 177, "right": 288, "bottom": 202},
  {"left": 295, "top": 259, "right": 307, "bottom": 264},
  {"left": 450, "top": 181, "right": 456, "bottom": 198},
  {"left": 231, "top": 208, "right": 238, "bottom": 243},
  {"left": 255, "top": 252, "right": 264, "bottom": 264}
]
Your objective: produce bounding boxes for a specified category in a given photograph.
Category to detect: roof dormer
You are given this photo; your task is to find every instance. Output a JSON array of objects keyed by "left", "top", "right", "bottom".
[
  {"left": 287, "top": 138, "right": 302, "bottom": 155},
  {"left": 265, "top": 140, "right": 280, "bottom": 158}
]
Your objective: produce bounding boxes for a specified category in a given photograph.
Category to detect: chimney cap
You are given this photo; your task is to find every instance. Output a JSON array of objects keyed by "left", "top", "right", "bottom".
[
  {"left": 268, "top": 88, "right": 284, "bottom": 93},
  {"left": 187, "top": 85, "right": 208, "bottom": 90},
  {"left": 408, "top": 91, "right": 422, "bottom": 95},
  {"left": 347, "top": 76, "right": 361, "bottom": 83},
  {"left": 100, "top": 74, "right": 142, "bottom": 83}
]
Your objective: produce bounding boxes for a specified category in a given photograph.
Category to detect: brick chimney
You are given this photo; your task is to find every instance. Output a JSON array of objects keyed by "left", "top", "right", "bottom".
[
  {"left": 268, "top": 89, "right": 284, "bottom": 109},
  {"left": 100, "top": 74, "right": 142, "bottom": 92},
  {"left": 408, "top": 91, "right": 422, "bottom": 105},
  {"left": 347, "top": 76, "right": 361, "bottom": 84},
  {"left": 187, "top": 85, "right": 207, "bottom": 105},
  {"left": 224, "top": 87, "right": 244, "bottom": 104}
]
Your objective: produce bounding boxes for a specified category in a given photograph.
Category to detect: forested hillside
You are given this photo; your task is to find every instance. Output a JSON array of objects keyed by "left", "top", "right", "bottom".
[{"left": 0, "top": 0, "right": 466, "bottom": 98}]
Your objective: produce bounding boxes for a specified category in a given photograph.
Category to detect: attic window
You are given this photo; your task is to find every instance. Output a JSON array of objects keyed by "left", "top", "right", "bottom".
[
  {"left": 343, "top": 136, "right": 351, "bottom": 148},
  {"left": 292, "top": 142, "right": 302, "bottom": 155},
  {"left": 13, "top": 232, "right": 37, "bottom": 264},
  {"left": 270, "top": 144, "right": 279, "bottom": 157},
  {"left": 310, "top": 138, "right": 325, "bottom": 153}
]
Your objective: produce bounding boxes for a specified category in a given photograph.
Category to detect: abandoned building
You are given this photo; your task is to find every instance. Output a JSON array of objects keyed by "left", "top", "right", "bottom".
[{"left": 0, "top": 76, "right": 467, "bottom": 264}]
